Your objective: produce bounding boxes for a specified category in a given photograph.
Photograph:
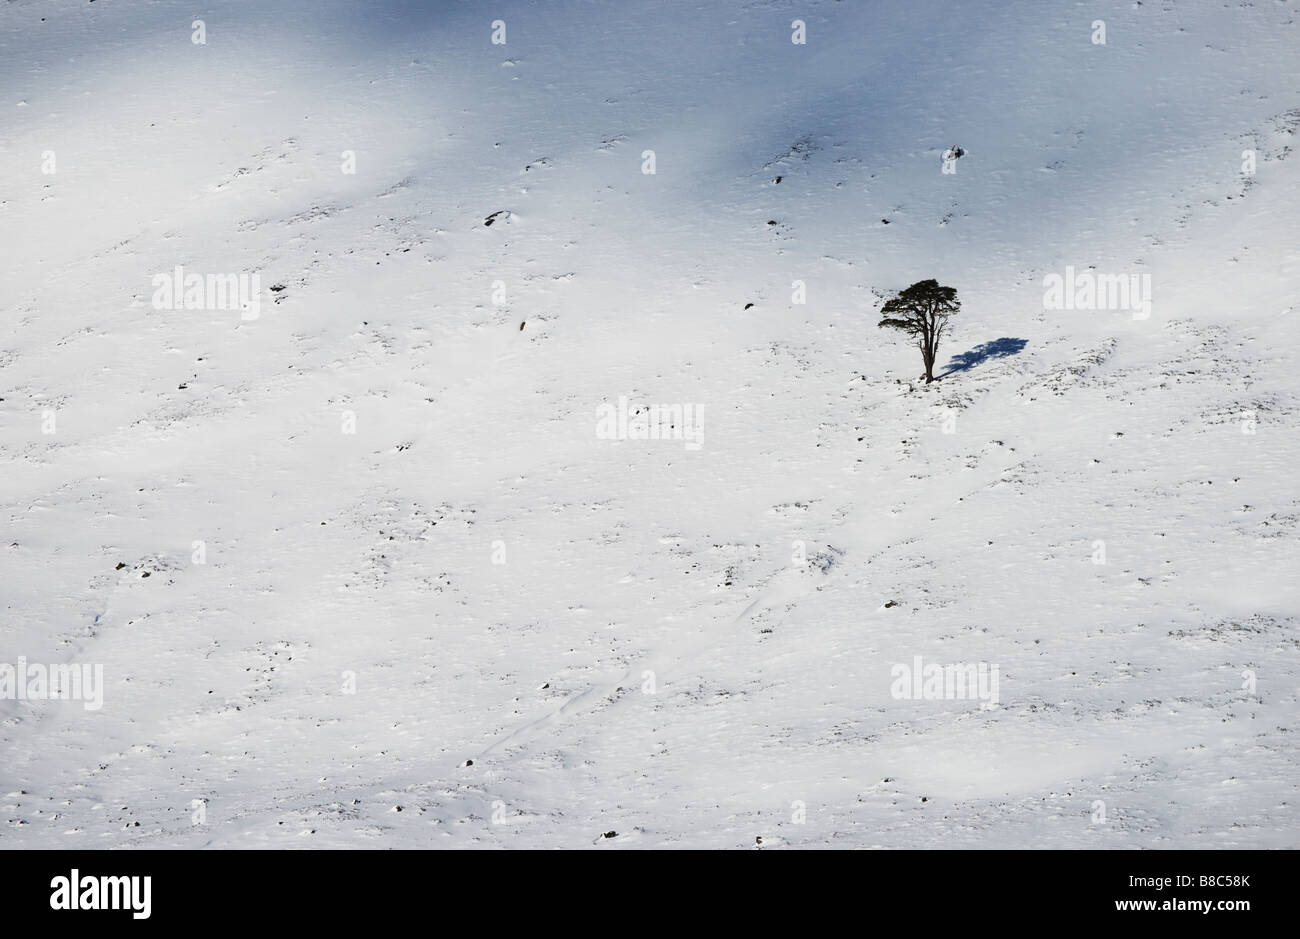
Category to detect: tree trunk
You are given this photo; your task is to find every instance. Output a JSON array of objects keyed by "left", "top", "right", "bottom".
[{"left": 922, "top": 313, "right": 937, "bottom": 383}]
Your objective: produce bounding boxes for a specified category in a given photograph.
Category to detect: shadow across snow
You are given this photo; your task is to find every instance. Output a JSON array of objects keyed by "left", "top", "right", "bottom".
[{"left": 940, "top": 337, "right": 1027, "bottom": 377}]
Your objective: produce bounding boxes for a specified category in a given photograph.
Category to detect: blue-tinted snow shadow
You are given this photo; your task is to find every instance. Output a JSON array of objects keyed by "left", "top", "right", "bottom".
[{"left": 940, "top": 337, "right": 1027, "bottom": 377}]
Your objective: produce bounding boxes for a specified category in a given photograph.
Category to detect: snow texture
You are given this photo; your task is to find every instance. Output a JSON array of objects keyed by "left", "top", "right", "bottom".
[{"left": 1, "top": 0, "right": 1298, "bottom": 848}]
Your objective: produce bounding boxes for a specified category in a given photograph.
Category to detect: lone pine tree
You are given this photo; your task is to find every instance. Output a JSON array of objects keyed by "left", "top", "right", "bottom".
[{"left": 877, "top": 279, "right": 960, "bottom": 384}]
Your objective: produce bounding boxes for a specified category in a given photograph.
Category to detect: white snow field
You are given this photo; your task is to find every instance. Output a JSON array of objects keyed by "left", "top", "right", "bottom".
[{"left": 2, "top": 0, "right": 1298, "bottom": 849}]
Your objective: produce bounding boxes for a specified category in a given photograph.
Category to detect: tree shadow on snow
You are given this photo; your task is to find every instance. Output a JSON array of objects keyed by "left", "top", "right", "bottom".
[{"left": 940, "top": 337, "right": 1027, "bottom": 377}]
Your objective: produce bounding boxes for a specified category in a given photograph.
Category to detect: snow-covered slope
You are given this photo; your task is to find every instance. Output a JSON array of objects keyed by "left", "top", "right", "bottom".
[{"left": 2, "top": 0, "right": 1297, "bottom": 847}]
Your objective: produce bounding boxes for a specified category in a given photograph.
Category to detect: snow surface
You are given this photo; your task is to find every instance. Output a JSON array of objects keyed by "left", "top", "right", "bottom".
[{"left": 1, "top": 0, "right": 1298, "bottom": 848}]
